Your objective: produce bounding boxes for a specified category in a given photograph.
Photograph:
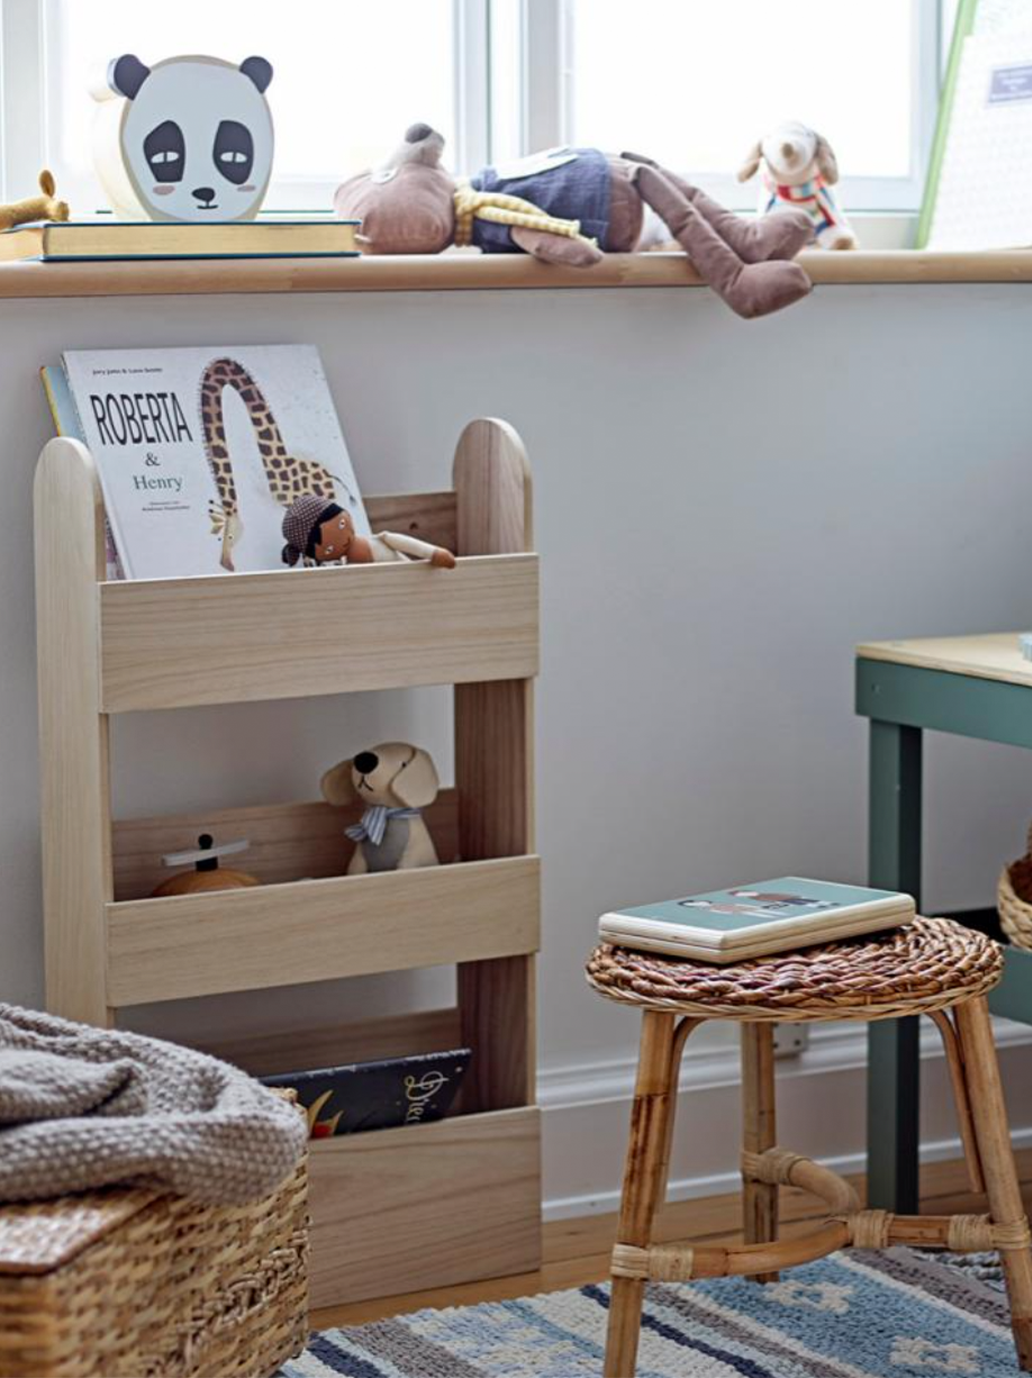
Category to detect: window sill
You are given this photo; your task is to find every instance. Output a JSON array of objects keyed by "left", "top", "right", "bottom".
[{"left": 1, "top": 248, "right": 1030, "bottom": 299}]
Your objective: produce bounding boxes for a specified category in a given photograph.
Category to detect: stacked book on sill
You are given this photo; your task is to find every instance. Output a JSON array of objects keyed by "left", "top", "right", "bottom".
[{"left": 0, "top": 215, "right": 359, "bottom": 263}]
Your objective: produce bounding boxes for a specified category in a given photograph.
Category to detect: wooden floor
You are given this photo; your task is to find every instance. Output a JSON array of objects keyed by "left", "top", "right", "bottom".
[{"left": 311, "top": 1147, "right": 1032, "bottom": 1330}]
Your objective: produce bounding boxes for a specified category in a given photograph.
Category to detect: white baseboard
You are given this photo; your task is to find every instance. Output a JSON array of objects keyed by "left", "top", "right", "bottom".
[{"left": 539, "top": 1017, "right": 1032, "bottom": 1222}]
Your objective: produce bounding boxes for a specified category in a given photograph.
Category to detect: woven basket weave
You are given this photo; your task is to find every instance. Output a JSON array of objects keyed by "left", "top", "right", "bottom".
[
  {"left": 998, "top": 825, "right": 1032, "bottom": 950},
  {"left": 586, "top": 917, "right": 1001, "bottom": 1022},
  {"left": 0, "top": 1156, "right": 308, "bottom": 1378}
]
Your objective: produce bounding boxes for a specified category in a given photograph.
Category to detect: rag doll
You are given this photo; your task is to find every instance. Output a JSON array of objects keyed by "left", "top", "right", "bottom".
[
  {"left": 281, "top": 493, "right": 456, "bottom": 568},
  {"left": 738, "top": 122, "right": 857, "bottom": 252},
  {"left": 334, "top": 123, "right": 815, "bottom": 319}
]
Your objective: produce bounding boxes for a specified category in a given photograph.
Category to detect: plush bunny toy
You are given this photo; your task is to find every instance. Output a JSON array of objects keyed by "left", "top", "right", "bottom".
[
  {"left": 334, "top": 123, "right": 815, "bottom": 319},
  {"left": 738, "top": 123, "right": 857, "bottom": 252}
]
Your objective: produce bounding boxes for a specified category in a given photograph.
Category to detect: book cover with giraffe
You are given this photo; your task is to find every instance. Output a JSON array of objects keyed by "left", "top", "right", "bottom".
[{"left": 62, "top": 345, "right": 368, "bottom": 579}]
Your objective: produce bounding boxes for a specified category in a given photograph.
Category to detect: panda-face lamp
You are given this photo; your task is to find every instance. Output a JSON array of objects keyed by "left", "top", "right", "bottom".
[{"left": 91, "top": 53, "right": 274, "bottom": 223}]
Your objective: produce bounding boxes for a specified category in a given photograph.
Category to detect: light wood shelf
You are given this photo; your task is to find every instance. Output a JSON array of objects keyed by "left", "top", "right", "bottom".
[
  {"left": 308, "top": 1106, "right": 541, "bottom": 1308},
  {"left": 35, "top": 416, "right": 542, "bottom": 1306},
  {"left": 98, "top": 552, "right": 539, "bottom": 711},
  {"left": 106, "top": 855, "right": 541, "bottom": 1004},
  {"left": 6, "top": 248, "right": 1032, "bottom": 299}
]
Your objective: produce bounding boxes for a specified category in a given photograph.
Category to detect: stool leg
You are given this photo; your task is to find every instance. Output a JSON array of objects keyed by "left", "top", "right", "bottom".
[
  {"left": 605, "top": 1011, "right": 677, "bottom": 1378},
  {"left": 742, "top": 1022, "right": 779, "bottom": 1282},
  {"left": 955, "top": 996, "right": 1032, "bottom": 1371}
]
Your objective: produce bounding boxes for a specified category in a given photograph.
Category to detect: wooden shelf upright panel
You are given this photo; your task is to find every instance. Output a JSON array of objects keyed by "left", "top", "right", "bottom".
[{"left": 34, "top": 417, "right": 542, "bottom": 1306}]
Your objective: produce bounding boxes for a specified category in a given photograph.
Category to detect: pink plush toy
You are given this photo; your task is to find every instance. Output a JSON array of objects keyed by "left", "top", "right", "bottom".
[{"left": 334, "top": 124, "right": 815, "bottom": 319}]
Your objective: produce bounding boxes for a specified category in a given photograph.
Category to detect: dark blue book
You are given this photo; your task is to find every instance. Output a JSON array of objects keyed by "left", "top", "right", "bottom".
[{"left": 261, "top": 1048, "right": 471, "bottom": 1138}]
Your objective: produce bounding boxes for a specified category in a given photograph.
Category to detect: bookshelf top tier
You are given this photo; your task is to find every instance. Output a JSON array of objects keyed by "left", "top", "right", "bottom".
[{"left": 34, "top": 418, "right": 538, "bottom": 712}]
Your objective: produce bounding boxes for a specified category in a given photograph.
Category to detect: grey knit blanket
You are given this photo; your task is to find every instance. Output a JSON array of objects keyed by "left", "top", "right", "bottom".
[{"left": 0, "top": 1005, "right": 306, "bottom": 1205}]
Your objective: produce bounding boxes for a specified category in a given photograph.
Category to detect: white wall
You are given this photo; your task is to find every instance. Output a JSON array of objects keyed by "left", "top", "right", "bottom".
[{"left": 3, "top": 281, "right": 1032, "bottom": 1210}]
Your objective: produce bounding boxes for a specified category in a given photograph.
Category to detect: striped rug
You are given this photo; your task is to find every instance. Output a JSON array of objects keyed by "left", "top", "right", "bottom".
[{"left": 282, "top": 1247, "right": 1015, "bottom": 1377}]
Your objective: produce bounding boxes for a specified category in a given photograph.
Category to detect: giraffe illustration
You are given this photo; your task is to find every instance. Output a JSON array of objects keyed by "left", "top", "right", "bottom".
[{"left": 199, "top": 356, "right": 347, "bottom": 571}]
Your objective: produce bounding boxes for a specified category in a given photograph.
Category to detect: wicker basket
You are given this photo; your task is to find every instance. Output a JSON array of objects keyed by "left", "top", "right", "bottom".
[
  {"left": 0, "top": 1156, "right": 308, "bottom": 1378},
  {"left": 999, "top": 827, "right": 1032, "bottom": 950}
]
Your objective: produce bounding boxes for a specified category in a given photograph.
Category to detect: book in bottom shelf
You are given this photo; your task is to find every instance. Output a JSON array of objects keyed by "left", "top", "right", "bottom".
[
  {"left": 48, "top": 343, "right": 369, "bottom": 580},
  {"left": 261, "top": 1049, "right": 472, "bottom": 1139}
]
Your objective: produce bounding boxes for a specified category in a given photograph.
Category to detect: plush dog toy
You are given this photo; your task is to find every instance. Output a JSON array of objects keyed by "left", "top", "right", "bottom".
[
  {"left": 321, "top": 743, "right": 440, "bottom": 874},
  {"left": 281, "top": 493, "right": 456, "bottom": 568},
  {"left": 738, "top": 123, "right": 857, "bottom": 252},
  {"left": 334, "top": 123, "right": 815, "bottom": 319},
  {"left": 0, "top": 171, "right": 69, "bottom": 230}
]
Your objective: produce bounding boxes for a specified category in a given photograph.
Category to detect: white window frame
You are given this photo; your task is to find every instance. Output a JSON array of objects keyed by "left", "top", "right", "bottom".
[{"left": 1, "top": 0, "right": 942, "bottom": 216}]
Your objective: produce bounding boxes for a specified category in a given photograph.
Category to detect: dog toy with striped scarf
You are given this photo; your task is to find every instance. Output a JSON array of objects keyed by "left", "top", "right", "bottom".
[{"left": 738, "top": 122, "right": 857, "bottom": 252}]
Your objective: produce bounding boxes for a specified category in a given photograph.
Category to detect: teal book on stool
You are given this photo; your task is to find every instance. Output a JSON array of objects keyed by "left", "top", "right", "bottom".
[{"left": 587, "top": 917, "right": 1032, "bottom": 1377}]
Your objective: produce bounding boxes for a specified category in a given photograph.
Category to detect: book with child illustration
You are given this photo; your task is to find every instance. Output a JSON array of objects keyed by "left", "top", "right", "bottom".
[
  {"left": 55, "top": 344, "right": 368, "bottom": 579},
  {"left": 599, "top": 877, "right": 916, "bottom": 962}
]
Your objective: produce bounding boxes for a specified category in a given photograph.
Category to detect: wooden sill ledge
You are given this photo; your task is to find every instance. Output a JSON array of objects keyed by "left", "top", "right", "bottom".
[{"left": 1, "top": 248, "right": 1030, "bottom": 299}]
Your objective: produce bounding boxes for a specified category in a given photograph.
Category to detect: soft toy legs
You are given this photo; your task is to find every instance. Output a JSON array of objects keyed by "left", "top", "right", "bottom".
[
  {"left": 625, "top": 158, "right": 814, "bottom": 264},
  {"left": 630, "top": 161, "right": 813, "bottom": 319}
]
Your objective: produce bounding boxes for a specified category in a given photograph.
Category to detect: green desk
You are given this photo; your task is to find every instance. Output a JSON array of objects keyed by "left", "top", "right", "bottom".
[{"left": 857, "top": 632, "right": 1032, "bottom": 1212}]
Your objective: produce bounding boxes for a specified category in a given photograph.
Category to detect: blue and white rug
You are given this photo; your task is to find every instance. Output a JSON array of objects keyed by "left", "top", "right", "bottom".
[{"left": 283, "top": 1247, "right": 1017, "bottom": 1377}]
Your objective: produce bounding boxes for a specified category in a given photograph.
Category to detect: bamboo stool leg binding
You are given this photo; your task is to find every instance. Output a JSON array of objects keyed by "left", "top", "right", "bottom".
[
  {"left": 741, "top": 1023, "right": 779, "bottom": 1282},
  {"left": 955, "top": 996, "right": 1032, "bottom": 1371},
  {"left": 604, "top": 1011, "right": 678, "bottom": 1378}
]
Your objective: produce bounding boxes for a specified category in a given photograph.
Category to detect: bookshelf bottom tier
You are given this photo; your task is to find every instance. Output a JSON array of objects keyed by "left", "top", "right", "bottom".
[{"left": 308, "top": 1106, "right": 541, "bottom": 1308}]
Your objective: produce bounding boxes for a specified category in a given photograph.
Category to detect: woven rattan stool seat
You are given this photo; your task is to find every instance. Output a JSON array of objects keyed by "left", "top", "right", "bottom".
[{"left": 586, "top": 917, "right": 1002, "bottom": 1022}]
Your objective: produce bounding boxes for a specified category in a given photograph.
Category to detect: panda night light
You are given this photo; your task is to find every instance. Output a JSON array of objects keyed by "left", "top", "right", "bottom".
[{"left": 91, "top": 53, "right": 274, "bottom": 222}]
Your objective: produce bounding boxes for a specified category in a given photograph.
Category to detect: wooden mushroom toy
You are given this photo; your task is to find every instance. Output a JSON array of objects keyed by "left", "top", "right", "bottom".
[{"left": 149, "top": 833, "right": 259, "bottom": 897}]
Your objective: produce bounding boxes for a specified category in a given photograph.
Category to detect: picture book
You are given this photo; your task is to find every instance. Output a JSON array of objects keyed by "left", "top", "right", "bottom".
[
  {"left": 62, "top": 344, "right": 368, "bottom": 579},
  {"left": 599, "top": 877, "right": 915, "bottom": 963},
  {"left": 261, "top": 1048, "right": 472, "bottom": 1139},
  {"left": 40, "top": 363, "right": 123, "bottom": 580}
]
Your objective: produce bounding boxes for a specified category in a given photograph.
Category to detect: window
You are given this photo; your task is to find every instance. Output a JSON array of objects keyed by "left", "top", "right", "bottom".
[
  {"left": 559, "top": 0, "right": 941, "bottom": 211},
  {"left": 1, "top": 0, "right": 941, "bottom": 216}
]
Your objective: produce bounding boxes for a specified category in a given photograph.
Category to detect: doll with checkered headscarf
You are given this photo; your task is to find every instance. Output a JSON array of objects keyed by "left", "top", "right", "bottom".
[{"left": 281, "top": 493, "right": 455, "bottom": 569}]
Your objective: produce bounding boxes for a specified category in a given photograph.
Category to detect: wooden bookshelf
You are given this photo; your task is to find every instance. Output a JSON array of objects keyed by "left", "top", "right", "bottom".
[{"left": 34, "top": 417, "right": 542, "bottom": 1308}]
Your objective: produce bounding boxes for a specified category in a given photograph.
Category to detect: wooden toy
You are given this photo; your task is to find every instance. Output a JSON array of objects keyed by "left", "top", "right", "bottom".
[
  {"left": 281, "top": 493, "right": 456, "bottom": 568},
  {"left": 91, "top": 53, "right": 274, "bottom": 222},
  {"left": 333, "top": 123, "right": 815, "bottom": 318},
  {"left": 0, "top": 171, "right": 69, "bottom": 231},
  {"left": 321, "top": 743, "right": 441, "bottom": 874},
  {"left": 149, "top": 833, "right": 259, "bottom": 896},
  {"left": 738, "top": 122, "right": 857, "bottom": 251}
]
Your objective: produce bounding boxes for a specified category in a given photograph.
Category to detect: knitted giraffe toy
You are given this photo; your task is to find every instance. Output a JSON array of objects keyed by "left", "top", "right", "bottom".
[{"left": 334, "top": 124, "right": 815, "bottom": 319}]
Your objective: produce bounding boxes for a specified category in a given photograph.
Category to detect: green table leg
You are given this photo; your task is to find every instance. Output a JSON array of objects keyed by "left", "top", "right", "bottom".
[{"left": 867, "top": 719, "right": 922, "bottom": 1213}]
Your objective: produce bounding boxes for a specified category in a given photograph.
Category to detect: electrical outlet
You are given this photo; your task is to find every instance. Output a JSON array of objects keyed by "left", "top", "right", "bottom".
[{"left": 772, "top": 1023, "right": 809, "bottom": 1057}]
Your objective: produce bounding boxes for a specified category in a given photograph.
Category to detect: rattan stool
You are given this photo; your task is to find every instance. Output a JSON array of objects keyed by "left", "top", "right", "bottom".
[{"left": 587, "top": 917, "right": 1032, "bottom": 1376}]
